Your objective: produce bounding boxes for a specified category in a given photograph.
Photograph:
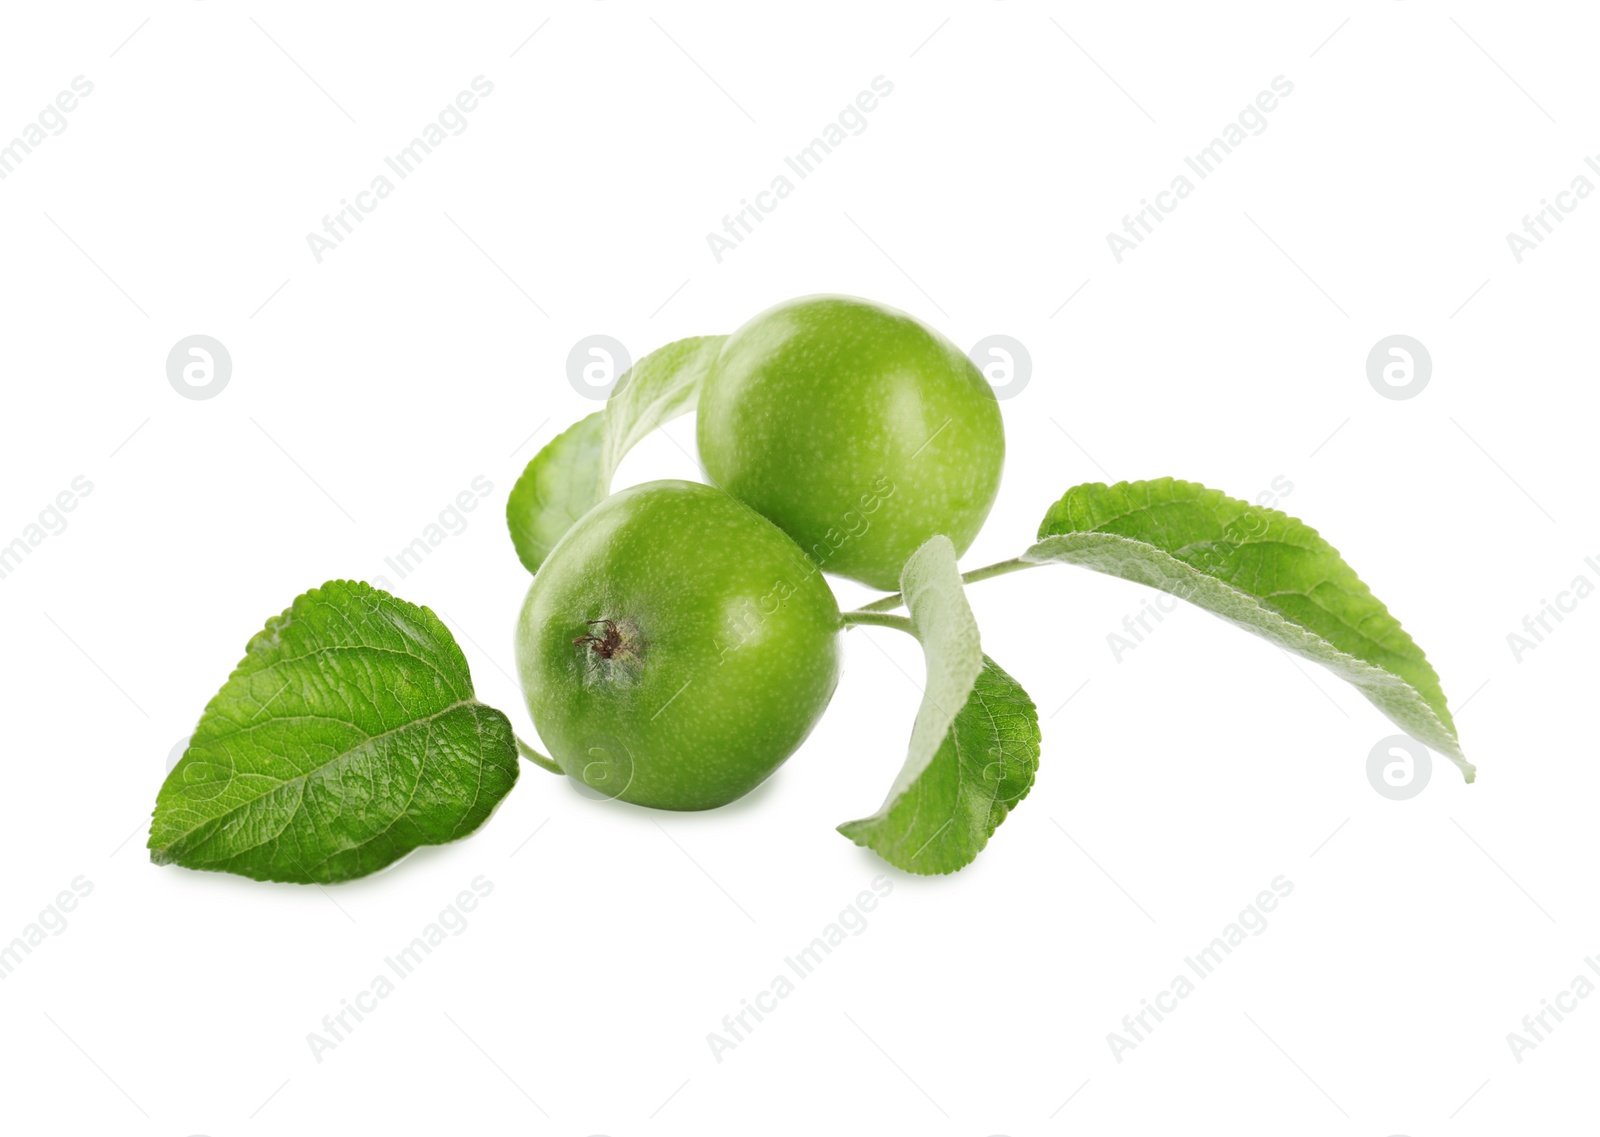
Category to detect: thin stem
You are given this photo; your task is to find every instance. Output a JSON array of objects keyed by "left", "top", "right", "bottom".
[
  {"left": 516, "top": 734, "right": 563, "bottom": 775},
  {"left": 840, "top": 611, "right": 915, "bottom": 634},
  {"left": 854, "top": 556, "right": 1036, "bottom": 613}
]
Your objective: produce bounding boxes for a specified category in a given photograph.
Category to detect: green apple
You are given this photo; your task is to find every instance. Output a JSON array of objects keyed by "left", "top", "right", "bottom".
[
  {"left": 696, "top": 295, "right": 1005, "bottom": 591},
  {"left": 515, "top": 479, "right": 841, "bottom": 810}
]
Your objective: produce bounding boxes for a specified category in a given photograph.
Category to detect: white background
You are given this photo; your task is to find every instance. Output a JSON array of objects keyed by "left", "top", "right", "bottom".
[{"left": 0, "top": 2, "right": 1594, "bottom": 1134}]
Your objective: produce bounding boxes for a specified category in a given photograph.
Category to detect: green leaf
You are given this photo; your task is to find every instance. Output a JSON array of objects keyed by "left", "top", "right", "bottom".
[
  {"left": 839, "top": 535, "right": 1040, "bottom": 875},
  {"left": 506, "top": 412, "right": 605, "bottom": 573},
  {"left": 505, "top": 335, "right": 726, "bottom": 573},
  {"left": 1027, "top": 478, "right": 1471, "bottom": 778},
  {"left": 599, "top": 335, "right": 726, "bottom": 482},
  {"left": 149, "top": 581, "right": 520, "bottom": 883},
  {"left": 839, "top": 655, "right": 1040, "bottom": 875}
]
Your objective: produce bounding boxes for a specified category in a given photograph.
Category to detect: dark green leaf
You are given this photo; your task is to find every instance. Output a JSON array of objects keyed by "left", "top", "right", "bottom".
[{"left": 149, "top": 581, "right": 520, "bottom": 883}]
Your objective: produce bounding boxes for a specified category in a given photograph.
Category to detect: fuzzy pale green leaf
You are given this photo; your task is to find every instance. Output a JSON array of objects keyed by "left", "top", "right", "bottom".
[
  {"left": 599, "top": 335, "right": 726, "bottom": 482},
  {"left": 506, "top": 412, "right": 606, "bottom": 573},
  {"left": 506, "top": 335, "right": 726, "bottom": 573},
  {"left": 840, "top": 535, "right": 1040, "bottom": 875},
  {"left": 1027, "top": 478, "right": 1470, "bottom": 778},
  {"left": 839, "top": 654, "right": 1040, "bottom": 874}
]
